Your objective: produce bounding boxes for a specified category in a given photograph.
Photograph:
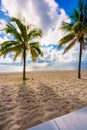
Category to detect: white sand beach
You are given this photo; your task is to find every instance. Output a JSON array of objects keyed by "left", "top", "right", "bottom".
[{"left": 0, "top": 71, "right": 87, "bottom": 130}]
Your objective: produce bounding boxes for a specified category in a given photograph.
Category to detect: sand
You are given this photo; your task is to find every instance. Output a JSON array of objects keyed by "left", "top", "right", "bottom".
[{"left": 0, "top": 71, "right": 87, "bottom": 130}]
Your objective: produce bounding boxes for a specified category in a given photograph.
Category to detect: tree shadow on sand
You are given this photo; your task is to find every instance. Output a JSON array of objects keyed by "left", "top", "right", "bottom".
[
  {"left": 16, "top": 81, "right": 45, "bottom": 130},
  {"left": 0, "top": 81, "right": 87, "bottom": 130},
  {"left": 0, "top": 85, "right": 18, "bottom": 130},
  {"left": 37, "top": 83, "right": 87, "bottom": 122}
]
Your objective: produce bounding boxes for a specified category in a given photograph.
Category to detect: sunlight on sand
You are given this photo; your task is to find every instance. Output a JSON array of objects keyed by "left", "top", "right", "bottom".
[{"left": 0, "top": 71, "right": 87, "bottom": 130}]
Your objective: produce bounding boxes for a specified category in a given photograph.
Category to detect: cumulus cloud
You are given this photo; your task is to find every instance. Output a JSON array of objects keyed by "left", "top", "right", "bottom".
[
  {"left": 0, "top": 0, "right": 86, "bottom": 72},
  {"left": 0, "top": 0, "right": 70, "bottom": 51},
  {"left": 41, "top": 44, "right": 78, "bottom": 63},
  {"left": 1, "top": 0, "right": 69, "bottom": 33},
  {"left": 1, "top": 0, "right": 70, "bottom": 46}
]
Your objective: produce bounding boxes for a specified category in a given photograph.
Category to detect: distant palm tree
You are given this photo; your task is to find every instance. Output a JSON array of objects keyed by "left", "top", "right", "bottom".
[
  {"left": 58, "top": 0, "right": 87, "bottom": 79},
  {"left": 0, "top": 17, "right": 43, "bottom": 80}
]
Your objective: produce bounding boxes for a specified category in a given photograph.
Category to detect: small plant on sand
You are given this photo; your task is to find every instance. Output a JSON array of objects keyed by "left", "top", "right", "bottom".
[
  {"left": 0, "top": 17, "right": 43, "bottom": 80},
  {"left": 58, "top": 0, "right": 87, "bottom": 79}
]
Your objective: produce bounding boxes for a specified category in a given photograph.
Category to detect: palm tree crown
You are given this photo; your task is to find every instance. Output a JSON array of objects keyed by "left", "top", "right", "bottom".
[{"left": 0, "top": 17, "right": 43, "bottom": 80}]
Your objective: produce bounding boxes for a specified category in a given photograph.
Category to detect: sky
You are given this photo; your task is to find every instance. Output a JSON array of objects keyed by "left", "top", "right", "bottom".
[{"left": 0, "top": 0, "right": 87, "bottom": 72}]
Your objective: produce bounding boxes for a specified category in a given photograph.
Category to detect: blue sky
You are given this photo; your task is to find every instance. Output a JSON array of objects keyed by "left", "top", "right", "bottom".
[
  {"left": 0, "top": 0, "right": 87, "bottom": 72},
  {"left": 55, "top": 0, "right": 78, "bottom": 15}
]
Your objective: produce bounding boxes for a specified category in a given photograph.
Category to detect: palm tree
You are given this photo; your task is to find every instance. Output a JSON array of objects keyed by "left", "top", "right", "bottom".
[
  {"left": 0, "top": 17, "right": 43, "bottom": 80},
  {"left": 58, "top": 0, "right": 87, "bottom": 79}
]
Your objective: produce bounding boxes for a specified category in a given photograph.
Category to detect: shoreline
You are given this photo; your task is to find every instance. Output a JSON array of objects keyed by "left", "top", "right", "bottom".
[{"left": 0, "top": 69, "right": 86, "bottom": 74}]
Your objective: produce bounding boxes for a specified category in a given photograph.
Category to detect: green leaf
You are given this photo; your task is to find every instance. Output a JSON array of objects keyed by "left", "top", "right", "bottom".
[
  {"left": 13, "top": 48, "right": 22, "bottom": 61},
  {"left": 28, "top": 28, "right": 43, "bottom": 41},
  {"left": 58, "top": 33, "right": 74, "bottom": 48},
  {"left": 60, "top": 22, "right": 73, "bottom": 31},
  {"left": 63, "top": 38, "right": 77, "bottom": 54},
  {"left": 5, "top": 23, "right": 22, "bottom": 42}
]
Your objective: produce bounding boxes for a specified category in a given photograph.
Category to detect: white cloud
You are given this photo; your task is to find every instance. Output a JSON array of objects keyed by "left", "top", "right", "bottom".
[
  {"left": 1, "top": 0, "right": 87, "bottom": 72},
  {"left": 1, "top": 0, "right": 69, "bottom": 40},
  {"left": 41, "top": 44, "right": 78, "bottom": 63},
  {"left": 1, "top": 0, "right": 71, "bottom": 48},
  {"left": 0, "top": 62, "right": 48, "bottom": 72},
  {"left": 0, "top": 19, "right": 7, "bottom": 30}
]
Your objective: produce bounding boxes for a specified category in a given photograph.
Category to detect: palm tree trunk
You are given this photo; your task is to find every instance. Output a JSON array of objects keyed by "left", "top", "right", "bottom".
[
  {"left": 23, "top": 46, "right": 26, "bottom": 80},
  {"left": 78, "top": 42, "right": 82, "bottom": 79}
]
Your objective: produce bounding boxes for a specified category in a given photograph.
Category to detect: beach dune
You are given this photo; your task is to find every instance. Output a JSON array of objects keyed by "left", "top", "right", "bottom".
[{"left": 0, "top": 71, "right": 87, "bottom": 130}]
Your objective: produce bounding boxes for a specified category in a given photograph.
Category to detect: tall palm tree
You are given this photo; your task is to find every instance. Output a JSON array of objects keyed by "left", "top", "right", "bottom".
[
  {"left": 58, "top": 0, "right": 87, "bottom": 79},
  {"left": 0, "top": 17, "right": 43, "bottom": 80}
]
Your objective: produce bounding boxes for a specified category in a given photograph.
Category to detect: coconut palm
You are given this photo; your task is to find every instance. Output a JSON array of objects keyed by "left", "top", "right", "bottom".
[
  {"left": 0, "top": 17, "right": 43, "bottom": 80},
  {"left": 58, "top": 0, "right": 87, "bottom": 79}
]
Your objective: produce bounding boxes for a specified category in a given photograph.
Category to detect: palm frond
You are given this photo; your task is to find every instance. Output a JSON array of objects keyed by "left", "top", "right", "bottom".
[
  {"left": 26, "top": 24, "right": 32, "bottom": 32},
  {"left": 5, "top": 23, "right": 22, "bottom": 42},
  {"left": 0, "top": 41, "right": 20, "bottom": 48},
  {"left": 28, "top": 29, "right": 43, "bottom": 40},
  {"left": 29, "top": 42, "right": 40, "bottom": 47},
  {"left": 63, "top": 38, "right": 77, "bottom": 54},
  {"left": 29, "top": 42, "right": 43, "bottom": 57},
  {"left": 31, "top": 46, "right": 43, "bottom": 56},
  {"left": 0, "top": 43, "right": 22, "bottom": 58},
  {"left": 58, "top": 33, "right": 74, "bottom": 48},
  {"left": 60, "top": 22, "right": 73, "bottom": 31},
  {"left": 11, "top": 17, "right": 26, "bottom": 32},
  {"left": 70, "top": 9, "right": 80, "bottom": 22},
  {"left": 11, "top": 17, "right": 28, "bottom": 42},
  {"left": 78, "top": 0, "right": 84, "bottom": 22},
  {"left": 13, "top": 48, "right": 22, "bottom": 61},
  {"left": 29, "top": 42, "right": 43, "bottom": 61},
  {"left": 78, "top": 0, "right": 83, "bottom": 12},
  {"left": 30, "top": 49, "right": 38, "bottom": 62}
]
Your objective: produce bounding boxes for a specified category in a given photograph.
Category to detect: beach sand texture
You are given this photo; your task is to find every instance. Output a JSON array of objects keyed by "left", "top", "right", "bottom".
[{"left": 0, "top": 71, "right": 87, "bottom": 130}]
